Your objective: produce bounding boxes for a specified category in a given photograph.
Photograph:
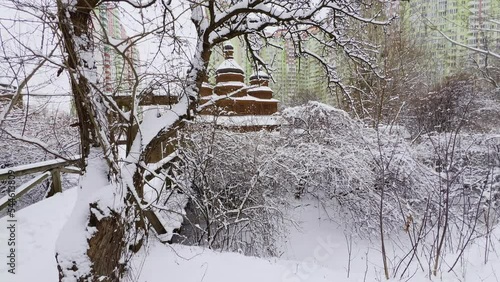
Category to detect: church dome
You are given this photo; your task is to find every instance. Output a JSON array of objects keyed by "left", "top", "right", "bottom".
[
  {"left": 248, "top": 69, "right": 273, "bottom": 99},
  {"left": 215, "top": 43, "right": 244, "bottom": 75},
  {"left": 216, "top": 59, "right": 244, "bottom": 75}
]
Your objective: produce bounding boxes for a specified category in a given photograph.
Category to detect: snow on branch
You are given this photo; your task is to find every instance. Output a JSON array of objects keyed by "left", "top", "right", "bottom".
[{"left": 437, "top": 29, "right": 500, "bottom": 60}]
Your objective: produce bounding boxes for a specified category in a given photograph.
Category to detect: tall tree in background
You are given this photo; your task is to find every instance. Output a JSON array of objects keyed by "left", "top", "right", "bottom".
[{"left": 337, "top": 2, "right": 436, "bottom": 125}]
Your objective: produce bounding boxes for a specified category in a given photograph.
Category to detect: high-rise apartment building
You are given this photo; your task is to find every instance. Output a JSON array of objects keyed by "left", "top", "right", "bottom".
[
  {"left": 94, "top": 4, "right": 140, "bottom": 94},
  {"left": 402, "top": 0, "right": 500, "bottom": 74}
]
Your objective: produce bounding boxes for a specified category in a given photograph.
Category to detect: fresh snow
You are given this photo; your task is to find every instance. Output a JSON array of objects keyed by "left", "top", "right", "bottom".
[
  {"left": 0, "top": 188, "right": 77, "bottom": 281},
  {"left": 2, "top": 187, "right": 500, "bottom": 282},
  {"left": 250, "top": 70, "right": 271, "bottom": 79},
  {"left": 129, "top": 241, "right": 342, "bottom": 282},
  {"left": 215, "top": 81, "right": 247, "bottom": 87},
  {"left": 216, "top": 59, "right": 244, "bottom": 73},
  {"left": 247, "top": 86, "right": 273, "bottom": 93}
]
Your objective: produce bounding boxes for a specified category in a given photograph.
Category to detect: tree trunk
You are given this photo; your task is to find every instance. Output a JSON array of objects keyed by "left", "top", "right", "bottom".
[{"left": 55, "top": 1, "right": 132, "bottom": 281}]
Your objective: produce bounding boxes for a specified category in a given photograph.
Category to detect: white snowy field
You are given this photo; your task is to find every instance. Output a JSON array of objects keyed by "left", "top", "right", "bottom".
[{"left": 1, "top": 188, "right": 499, "bottom": 282}]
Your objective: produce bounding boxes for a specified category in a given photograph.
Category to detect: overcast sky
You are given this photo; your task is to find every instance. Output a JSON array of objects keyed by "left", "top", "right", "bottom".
[{"left": 0, "top": 0, "right": 200, "bottom": 113}]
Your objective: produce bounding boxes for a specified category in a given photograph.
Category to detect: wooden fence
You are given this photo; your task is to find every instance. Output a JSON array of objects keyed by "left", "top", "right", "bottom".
[
  {"left": 2, "top": 91, "right": 184, "bottom": 237},
  {"left": 0, "top": 153, "right": 180, "bottom": 240},
  {"left": 0, "top": 156, "right": 81, "bottom": 211}
]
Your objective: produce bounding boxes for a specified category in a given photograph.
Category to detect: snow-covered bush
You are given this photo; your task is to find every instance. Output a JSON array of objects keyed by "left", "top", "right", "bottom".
[
  {"left": 405, "top": 73, "right": 474, "bottom": 134},
  {"left": 172, "top": 102, "right": 439, "bottom": 251},
  {"left": 166, "top": 101, "right": 500, "bottom": 274},
  {"left": 281, "top": 103, "right": 500, "bottom": 275},
  {"left": 173, "top": 126, "right": 286, "bottom": 257},
  {"left": 414, "top": 133, "right": 500, "bottom": 227},
  {"left": 279, "top": 102, "right": 437, "bottom": 234}
]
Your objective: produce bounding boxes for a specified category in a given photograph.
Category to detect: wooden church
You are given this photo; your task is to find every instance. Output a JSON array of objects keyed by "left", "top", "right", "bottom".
[{"left": 199, "top": 42, "right": 279, "bottom": 116}]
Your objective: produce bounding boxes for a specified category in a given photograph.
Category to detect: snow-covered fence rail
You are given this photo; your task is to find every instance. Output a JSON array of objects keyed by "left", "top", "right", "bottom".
[
  {"left": 0, "top": 155, "right": 81, "bottom": 211},
  {"left": 145, "top": 151, "right": 179, "bottom": 182},
  {"left": 0, "top": 155, "right": 81, "bottom": 181},
  {"left": 0, "top": 171, "right": 51, "bottom": 211}
]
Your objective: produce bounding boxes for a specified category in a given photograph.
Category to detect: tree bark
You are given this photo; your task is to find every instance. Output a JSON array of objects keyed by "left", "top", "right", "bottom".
[
  {"left": 55, "top": 1, "right": 132, "bottom": 281},
  {"left": 57, "top": 0, "right": 99, "bottom": 164}
]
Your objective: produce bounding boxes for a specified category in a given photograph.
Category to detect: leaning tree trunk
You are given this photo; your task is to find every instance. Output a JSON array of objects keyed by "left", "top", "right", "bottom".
[
  {"left": 53, "top": 1, "right": 207, "bottom": 280},
  {"left": 54, "top": 0, "right": 216, "bottom": 280},
  {"left": 55, "top": 1, "right": 136, "bottom": 281}
]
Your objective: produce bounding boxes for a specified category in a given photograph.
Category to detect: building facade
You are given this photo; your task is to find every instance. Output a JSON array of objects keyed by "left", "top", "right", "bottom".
[
  {"left": 94, "top": 4, "right": 140, "bottom": 94},
  {"left": 402, "top": 0, "right": 500, "bottom": 74}
]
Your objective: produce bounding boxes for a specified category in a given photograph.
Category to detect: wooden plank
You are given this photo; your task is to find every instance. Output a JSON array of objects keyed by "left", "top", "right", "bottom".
[
  {"left": 0, "top": 155, "right": 81, "bottom": 180},
  {"left": 126, "top": 123, "right": 139, "bottom": 155},
  {"left": 0, "top": 172, "right": 51, "bottom": 211},
  {"left": 112, "top": 95, "right": 178, "bottom": 108},
  {"left": 145, "top": 151, "right": 179, "bottom": 181},
  {"left": 58, "top": 166, "right": 81, "bottom": 174},
  {"left": 143, "top": 210, "right": 167, "bottom": 235},
  {"left": 47, "top": 170, "right": 62, "bottom": 198}
]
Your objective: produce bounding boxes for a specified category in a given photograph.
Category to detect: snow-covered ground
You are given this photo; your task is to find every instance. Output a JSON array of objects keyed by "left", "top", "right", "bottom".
[
  {"left": 1, "top": 188, "right": 499, "bottom": 282},
  {"left": 0, "top": 189, "right": 77, "bottom": 281}
]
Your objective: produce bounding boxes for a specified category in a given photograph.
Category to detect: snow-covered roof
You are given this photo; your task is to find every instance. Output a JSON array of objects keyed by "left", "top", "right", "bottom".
[
  {"left": 223, "top": 42, "right": 234, "bottom": 50},
  {"left": 202, "top": 82, "right": 213, "bottom": 89},
  {"left": 230, "top": 95, "right": 278, "bottom": 102},
  {"left": 215, "top": 81, "right": 246, "bottom": 88},
  {"left": 250, "top": 70, "right": 270, "bottom": 80},
  {"left": 216, "top": 59, "right": 244, "bottom": 74},
  {"left": 199, "top": 94, "right": 278, "bottom": 103},
  {"left": 247, "top": 86, "right": 273, "bottom": 93}
]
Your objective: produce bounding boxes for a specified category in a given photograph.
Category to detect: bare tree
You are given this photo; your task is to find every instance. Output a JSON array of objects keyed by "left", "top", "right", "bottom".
[{"left": 436, "top": 17, "right": 500, "bottom": 88}]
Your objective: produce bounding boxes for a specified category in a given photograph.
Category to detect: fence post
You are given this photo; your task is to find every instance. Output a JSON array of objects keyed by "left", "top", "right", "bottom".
[{"left": 47, "top": 169, "right": 62, "bottom": 198}]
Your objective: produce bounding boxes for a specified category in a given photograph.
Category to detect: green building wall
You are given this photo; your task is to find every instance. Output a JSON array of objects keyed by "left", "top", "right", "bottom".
[{"left": 401, "top": 0, "right": 500, "bottom": 76}]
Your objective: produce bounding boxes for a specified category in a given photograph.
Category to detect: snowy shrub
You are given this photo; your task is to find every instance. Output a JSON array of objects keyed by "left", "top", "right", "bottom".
[
  {"left": 172, "top": 126, "right": 286, "bottom": 257},
  {"left": 279, "top": 102, "right": 436, "bottom": 235},
  {"left": 162, "top": 100, "right": 500, "bottom": 271},
  {"left": 405, "top": 73, "right": 474, "bottom": 134},
  {"left": 413, "top": 133, "right": 500, "bottom": 229},
  {"left": 172, "top": 102, "right": 441, "bottom": 249}
]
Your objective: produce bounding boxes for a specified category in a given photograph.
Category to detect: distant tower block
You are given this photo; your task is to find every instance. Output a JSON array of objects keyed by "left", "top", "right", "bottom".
[{"left": 214, "top": 43, "right": 247, "bottom": 97}]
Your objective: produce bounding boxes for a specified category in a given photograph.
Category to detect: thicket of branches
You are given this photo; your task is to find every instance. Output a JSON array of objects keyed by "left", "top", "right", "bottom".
[
  {"left": 157, "top": 101, "right": 500, "bottom": 279},
  {"left": 171, "top": 126, "right": 286, "bottom": 257},
  {"left": 173, "top": 103, "right": 431, "bottom": 240},
  {"left": 0, "top": 108, "right": 78, "bottom": 211},
  {"left": 0, "top": 0, "right": 393, "bottom": 280}
]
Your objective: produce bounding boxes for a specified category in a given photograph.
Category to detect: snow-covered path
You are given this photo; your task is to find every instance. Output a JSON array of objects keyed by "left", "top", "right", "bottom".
[
  {"left": 130, "top": 242, "right": 345, "bottom": 282},
  {"left": 0, "top": 188, "right": 77, "bottom": 281},
  {"left": 0, "top": 189, "right": 347, "bottom": 282}
]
